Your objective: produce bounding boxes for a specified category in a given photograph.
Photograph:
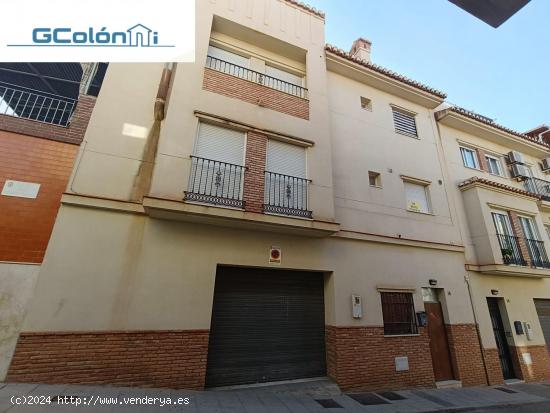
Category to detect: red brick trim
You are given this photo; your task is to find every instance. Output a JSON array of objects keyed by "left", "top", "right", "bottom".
[
  {"left": 458, "top": 176, "right": 541, "bottom": 200},
  {"left": 7, "top": 330, "right": 209, "bottom": 390},
  {"left": 202, "top": 69, "right": 309, "bottom": 120},
  {"left": 508, "top": 211, "right": 532, "bottom": 267},
  {"left": 325, "top": 325, "right": 435, "bottom": 391},
  {"left": 0, "top": 94, "right": 96, "bottom": 145},
  {"left": 243, "top": 131, "right": 267, "bottom": 213},
  {"left": 445, "top": 324, "right": 487, "bottom": 386},
  {"left": 476, "top": 149, "right": 488, "bottom": 172},
  {"left": 509, "top": 345, "right": 550, "bottom": 382},
  {"left": 482, "top": 348, "right": 505, "bottom": 385}
]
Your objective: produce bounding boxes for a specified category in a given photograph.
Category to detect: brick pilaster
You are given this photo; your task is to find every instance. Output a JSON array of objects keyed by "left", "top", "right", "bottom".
[
  {"left": 507, "top": 211, "right": 531, "bottom": 266},
  {"left": 243, "top": 131, "right": 267, "bottom": 213},
  {"left": 445, "top": 324, "right": 487, "bottom": 386},
  {"left": 476, "top": 148, "right": 488, "bottom": 171}
]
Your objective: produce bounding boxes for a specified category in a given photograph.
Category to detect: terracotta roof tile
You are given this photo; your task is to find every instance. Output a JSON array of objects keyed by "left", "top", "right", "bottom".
[
  {"left": 325, "top": 44, "right": 447, "bottom": 99},
  {"left": 449, "top": 106, "right": 550, "bottom": 149},
  {"left": 284, "top": 0, "right": 325, "bottom": 18},
  {"left": 458, "top": 176, "right": 541, "bottom": 199}
]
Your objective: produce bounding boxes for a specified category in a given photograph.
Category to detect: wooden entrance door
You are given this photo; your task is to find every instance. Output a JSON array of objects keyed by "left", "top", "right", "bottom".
[{"left": 425, "top": 302, "right": 454, "bottom": 381}]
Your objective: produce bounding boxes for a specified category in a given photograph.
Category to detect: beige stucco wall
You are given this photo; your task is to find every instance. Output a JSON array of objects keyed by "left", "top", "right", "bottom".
[
  {"left": 22, "top": 204, "right": 475, "bottom": 333},
  {"left": 327, "top": 72, "right": 462, "bottom": 246},
  {"left": 0, "top": 263, "right": 40, "bottom": 379}
]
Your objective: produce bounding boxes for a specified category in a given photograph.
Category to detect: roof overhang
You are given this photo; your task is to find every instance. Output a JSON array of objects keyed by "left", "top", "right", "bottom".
[
  {"left": 325, "top": 51, "right": 444, "bottom": 109},
  {"left": 436, "top": 109, "right": 550, "bottom": 158}
]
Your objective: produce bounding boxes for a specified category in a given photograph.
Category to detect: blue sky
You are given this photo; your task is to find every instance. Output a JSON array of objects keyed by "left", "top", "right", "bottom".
[{"left": 307, "top": 0, "right": 549, "bottom": 132}]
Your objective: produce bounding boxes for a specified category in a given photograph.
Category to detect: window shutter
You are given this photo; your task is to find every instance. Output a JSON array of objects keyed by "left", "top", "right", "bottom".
[
  {"left": 266, "top": 140, "right": 306, "bottom": 178},
  {"left": 194, "top": 123, "right": 245, "bottom": 166},
  {"left": 392, "top": 108, "right": 418, "bottom": 137},
  {"left": 404, "top": 182, "right": 430, "bottom": 213},
  {"left": 265, "top": 65, "right": 303, "bottom": 87},
  {"left": 207, "top": 46, "right": 249, "bottom": 68}
]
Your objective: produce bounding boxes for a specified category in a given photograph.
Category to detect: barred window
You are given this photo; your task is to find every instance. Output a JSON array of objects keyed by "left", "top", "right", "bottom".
[
  {"left": 381, "top": 292, "right": 418, "bottom": 335},
  {"left": 392, "top": 107, "right": 418, "bottom": 137}
]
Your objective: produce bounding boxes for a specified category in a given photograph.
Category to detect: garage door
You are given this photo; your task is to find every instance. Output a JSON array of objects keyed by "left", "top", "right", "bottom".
[
  {"left": 534, "top": 299, "right": 550, "bottom": 353},
  {"left": 205, "top": 267, "right": 326, "bottom": 387}
]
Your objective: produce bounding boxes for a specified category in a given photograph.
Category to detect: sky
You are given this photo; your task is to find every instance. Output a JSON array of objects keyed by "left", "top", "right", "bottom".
[{"left": 306, "top": 0, "right": 549, "bottom": 133}]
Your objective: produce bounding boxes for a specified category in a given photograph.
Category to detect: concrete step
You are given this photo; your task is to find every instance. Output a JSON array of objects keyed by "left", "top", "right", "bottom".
[{"left": 436, "top": 380, "right": 463, "bottom": 389}]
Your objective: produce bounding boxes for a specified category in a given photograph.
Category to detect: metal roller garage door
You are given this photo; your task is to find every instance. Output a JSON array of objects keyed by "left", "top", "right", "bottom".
[
  {"left": 205, "top": 267, "right": 326, "bottom": 387},
  {"left": 534, "top": 299, "right": 550, "bottom": 353}
]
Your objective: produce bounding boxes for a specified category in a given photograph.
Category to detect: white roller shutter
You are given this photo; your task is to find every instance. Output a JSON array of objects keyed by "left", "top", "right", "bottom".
[
  {"left": 404, "top": 182, "right": 430, "bottom": 213},
  {"left": 265, "top": 65, "right": 303, "bottom": 87},
  {"left": 265, "top": 140, "right": 307, "bottom": 212},
  {"left": 266, "top": 140, "right": 306, "bottom": 178},
  {"left": 208, "top": 46, "right": 249, "bottom": 68},
  {"left": 194, "top": 123, "right": 245, "bottom": 166}
]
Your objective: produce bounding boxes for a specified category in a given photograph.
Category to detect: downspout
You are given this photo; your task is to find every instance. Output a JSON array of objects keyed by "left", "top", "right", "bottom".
[
  {"left": 464, "top": 273, "right": 491, "bottom": 385},
  {"left": 131, "top": 63, "right": 174, "bottom": 201}
]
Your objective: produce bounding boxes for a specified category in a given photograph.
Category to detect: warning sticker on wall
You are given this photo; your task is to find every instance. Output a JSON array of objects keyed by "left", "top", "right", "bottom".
[{"left": 269, "top": 246, "right": 282, "bottom": 265}]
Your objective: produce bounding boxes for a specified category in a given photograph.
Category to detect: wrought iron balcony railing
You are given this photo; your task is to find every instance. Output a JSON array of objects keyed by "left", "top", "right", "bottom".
[
  {"left": 205, "top": 56, "right": 308, "bottom": 99},
  {"left": 525, "top": 238, "right": 550, "bottom": 269},
  {"left": 524, "top": 177, "right": 550, "bottom": 202},
  {"left": 496, "top": 233, "right": 527, "bottom": 266},
  {"left": 0, "top": 82, "right": 75, "bottom": 127},
  {"left": 185, "top": 156, "right": 246, "bottom": 209},
  {"left": 264, "top": 171, "right": 312, "bottom": 219}
]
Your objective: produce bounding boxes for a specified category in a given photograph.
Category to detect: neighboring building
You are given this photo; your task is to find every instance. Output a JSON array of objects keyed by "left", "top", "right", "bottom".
[
  {"left": 436, "top": 108, "right": 550, "bottom": 383},
  {"left": 0, "top": 64, "right": 102, "bottom": 379},
  {"left": 5, "top": 0, "right": 550, "bottom": 392}
]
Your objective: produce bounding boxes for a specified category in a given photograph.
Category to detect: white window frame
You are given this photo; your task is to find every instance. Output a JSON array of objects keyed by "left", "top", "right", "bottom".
[
  {"left": 459, "top": 146, "right": 480, "bottom": 170},
  {"left": 485, "top": 154, "right": 504, "bottom": 177}
]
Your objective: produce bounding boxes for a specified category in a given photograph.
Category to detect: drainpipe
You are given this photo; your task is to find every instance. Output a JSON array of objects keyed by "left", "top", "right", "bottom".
[
  {"left": 130, "top": 62, "right": 174, "bottom": 201},
  {"left": 464, "top": 273, "right": 491, "bottom": 385}
]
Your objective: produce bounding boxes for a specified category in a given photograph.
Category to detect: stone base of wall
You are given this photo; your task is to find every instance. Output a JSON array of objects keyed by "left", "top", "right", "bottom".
[
  {"left": 509, "top": 345, "right": 550, "bottom": 382},
  {"left": 325, "top": 325, "right": 435, "bottom": 391},
  {"left": 482, "top": 348, "right": 504, "bottom": 385},
  {"left": 445, "top": 324, "right": 487, "bottom": 386},
  {"left": 7, "top": 330, "right": 209, "bottom": 389}
]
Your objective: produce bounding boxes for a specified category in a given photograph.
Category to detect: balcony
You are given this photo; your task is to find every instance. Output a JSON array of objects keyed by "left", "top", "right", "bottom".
[
  {"left": 496, "top": 234, "right": 527, "bottom": 266},
  {"left": 184, "top": 156, "right": 246, "bottom": 209},
  {"left": 525, "top": 238, "right": 550, "bottom": 269},
  {"left": 264, "top": 171, "right": 312, "bottom": 219},
  {"left": 205, "top": 56, "right": 308, "bottom": 99},
  {"left": 525, "top": 177, "right": 550, "bottom": 202},
  {"left": 0, "top": 81, "right": 75, "bottom": 127}
]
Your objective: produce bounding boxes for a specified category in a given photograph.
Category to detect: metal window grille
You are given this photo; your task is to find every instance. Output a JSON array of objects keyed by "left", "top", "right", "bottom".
[{"left": 381, "top": 292, "right": 418, "bottom": 335}]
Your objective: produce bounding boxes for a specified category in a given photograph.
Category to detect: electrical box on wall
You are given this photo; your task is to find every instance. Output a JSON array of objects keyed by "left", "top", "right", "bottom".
[
  {"left": 351, "top": 294, "right": 362, "bottom": 319},
  {"left": 524, "top": 322, "right": 534, "bottom": 340},
  {"left": 416, "top": 311, "right": 428, "bottom": 327}
]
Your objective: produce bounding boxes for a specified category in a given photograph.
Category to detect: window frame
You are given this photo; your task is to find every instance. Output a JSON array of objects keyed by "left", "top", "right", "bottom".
[
  {"left": 485, "top": 154, "right": 505, "bottom": 177},
  {"left": 403, "top": 180, "right": 431, "bottom": 214},
  {"left": 459, "top": 146, "right": 480, "bottom": 170},
  {"left": 380, "top": 291, "right": 419, "bottom": 336},
  {"left": 368, "top": 171, "right": 382, "bottom": 188},
  {"left": 391, "top": 106, "right": 418, "bottom": 138}
]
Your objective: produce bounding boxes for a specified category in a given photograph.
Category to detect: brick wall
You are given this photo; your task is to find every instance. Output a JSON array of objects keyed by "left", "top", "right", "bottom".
[
  {"left": 508, "top": 211, "right": 531, "bottom": 267},
  {"left": 445, "top": 324, "right": 487, "bottom": 386},
  {"left": 7, "top": 330, "right": 209, "bottom": 389},
  {"left": 476, "top": 148, "right": 488, "bottom": 171},
  {"left": 509, "top": 345, "right": 550, "bottom": 382},
  {"left": 0, "top": 95, "right": 96, "bottom": 145},
  {"left": 482, "top": 348, "right": 505, "bottom": 385},
  {"left": 325, "top": 325, "right": 435, "bottom": 391},
  {"left": 203, "top": 68, "right": 309, "bottom": 120},
  {"left": 0, "top": 94, "right": 95, "bottom": 263},
  {"left": 0, "top": 133, "right": 78, "bottom": 263},
  {"left": 243, "top": 131, "right": 267, "bottom": 213}
]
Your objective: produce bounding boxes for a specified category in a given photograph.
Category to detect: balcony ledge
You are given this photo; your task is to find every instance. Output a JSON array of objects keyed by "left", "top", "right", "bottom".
[
  {"left": 142, "top": 197, "right": 340, "bottom": 237},
  {"left": 465, "top": 264, "right": 550, "bottom": 278}
]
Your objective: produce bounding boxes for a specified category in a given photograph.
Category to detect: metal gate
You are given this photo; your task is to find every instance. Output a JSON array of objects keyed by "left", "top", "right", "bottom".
[
  {"left": 205, "top": 267, "right": 326, "bottom": 387},
  {"left": 487, "top": 298, "right": 516, "bottom": 380},
  {"left": 534, "top": 299, "right": 550, "bottom": 354}
]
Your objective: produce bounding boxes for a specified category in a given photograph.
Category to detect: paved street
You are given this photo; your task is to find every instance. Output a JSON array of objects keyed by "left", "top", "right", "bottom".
[{"left": 1, "top": 379, "right": 550, "bottom": 412}]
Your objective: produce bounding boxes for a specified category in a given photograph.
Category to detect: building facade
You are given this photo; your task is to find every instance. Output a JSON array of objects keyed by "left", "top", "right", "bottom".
[
  {"left": 5, "top": 0, "right": 550, "bottom": 391},
  {"left": 0, "top": 69, "right": 97, "bottom": 379},
  {"left": 436, "top": 109, "right": 550, "bottom": 383}
]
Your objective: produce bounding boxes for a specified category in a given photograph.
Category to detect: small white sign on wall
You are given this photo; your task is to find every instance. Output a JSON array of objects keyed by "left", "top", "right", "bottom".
[
  {"left": 395, "top": 356, "right": 409, "bottom": 372},
  {"left": 1, "top": 180, "right": 41, "bottom": 199}
]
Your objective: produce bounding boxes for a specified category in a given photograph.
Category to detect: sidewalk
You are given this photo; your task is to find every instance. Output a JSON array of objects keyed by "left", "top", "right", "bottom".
[{"left": 1, "top": 379, "right": 550, "bottom": 412}]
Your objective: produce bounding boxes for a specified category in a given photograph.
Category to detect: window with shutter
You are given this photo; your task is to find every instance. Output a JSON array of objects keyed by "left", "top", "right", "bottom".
[
  {"left": 404, "top": 182, "right": 430, "bottom": 214},
  {"left": 187, "top": 123, "right": 246, "bottom": 207},
  {"left": 392, "top": 107, "right": 418, "bottom": 137},
  {"left": 265, "top": 65, "right": 303, "bottom": 87},
  {"left": 381, "top": 292, "right": 418, "bottom": 335},
  {"left": 207, "top": 45, "right": 249, "bottom": 68},
  {"left": 265, "top": 140, "right": 309, "bottom": 215}
]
